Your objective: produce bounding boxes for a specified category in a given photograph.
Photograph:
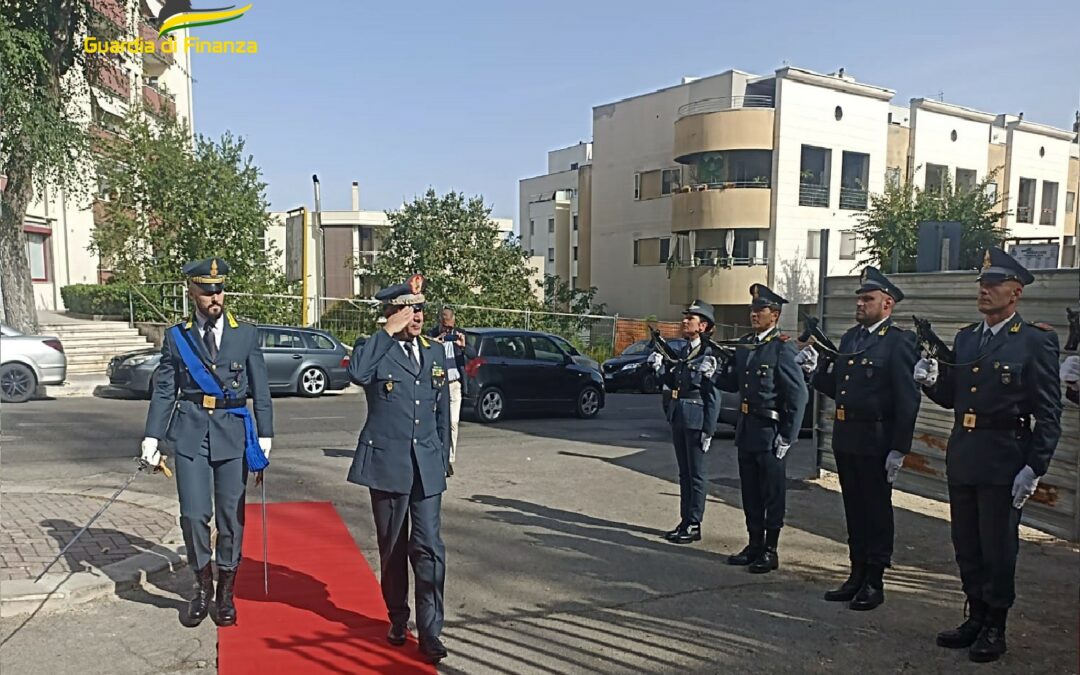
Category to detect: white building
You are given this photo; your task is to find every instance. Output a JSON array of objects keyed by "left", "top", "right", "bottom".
[{"left": 23, "top": 0, "right": 194, "bottom": 311}]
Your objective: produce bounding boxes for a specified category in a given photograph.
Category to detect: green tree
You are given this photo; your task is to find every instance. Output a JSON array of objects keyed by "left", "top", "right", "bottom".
[
  {"left": 90, "top": 110, "right": 295, "bottom": 322},
  {"left": 0, "top": 0, "right": 94, "bottom": 332},
  {"left": 370, "top": 189, "right": 539, "bottom": 316},
  {"left": 854, "top": 169, "right": 1008, "bottom": 273}
]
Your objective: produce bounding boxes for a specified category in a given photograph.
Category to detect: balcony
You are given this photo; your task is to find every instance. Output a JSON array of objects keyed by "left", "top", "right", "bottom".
[
  {"left": 89, "top": 124, "right": 122, "bottom": 154},
  {"left": 143, "top": 84, "right": 176, "bottom": 119},
  {"left": 674, "top": 97, "right": 775, "bottom": 161},
  {"left": 89, "top": 0, "right": 127, "bottom": 31},
  {"left": 669, "top": 262, "right": 769, "bottom": 307},
  {"left": 1040, "top": 208, "right": 1057, "bottom": 226},
  {"left": 88, "top": 56, "right": 130, "bottom": 101},
  {"left": 139, "top": 21, "right": 174, "bottom": 72},
  {"left": 839, "top": 186, "right": 868, "bottom": 211},
  {"left": 671, "top": 184, "right": 772, "bottom": 232},
  {"left": 799, "top": 183, "right": 829, "bottom": 208}
]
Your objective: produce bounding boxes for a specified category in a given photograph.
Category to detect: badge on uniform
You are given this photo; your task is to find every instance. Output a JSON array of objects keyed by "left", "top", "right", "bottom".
[
  {"left": 384, "top": 381, "right": 394, "bottom": 394},
  {"left": 1000, "top": 364, "right": 1012, "bottom": 385},
  {"left": 432, "top": 364, "right": 445, "bottom": 378}
]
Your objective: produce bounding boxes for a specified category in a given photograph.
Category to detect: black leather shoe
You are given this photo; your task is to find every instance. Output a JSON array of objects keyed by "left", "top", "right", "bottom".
[
  {"left": 663, "top": 523, "right": 686, "bottom": 541},
  {"left": 186, "top": 565, "right": 214, "bottom": 626},
  {"left": 418, "top": 635, "right": 448, "bottom": 663},
  {"left": 937, "top": 599, "right": 985, "bottom": 649},
  {"left": 969, "top": 625, "right": 1007, "bottom": 662},
  {"left": 824, "top": 563, "right": 865, "bottom": 602},
  {"left": 849, "top": 582, "right": 884, "bottom": 611},
  {"left": 387, "top": 623, "right": 408, "bottom": 646},
  {"left": 672, "top": 524, "right": 701, "bottom": 544},
  {"left": 748, "top": 548, "right": 779, "bottom": 574},
  {"left": 727, "top": 545, "right": 761, "bottom": 566},
  {"left": 215, "top": 567, "right": 237, "bottom": 627}
]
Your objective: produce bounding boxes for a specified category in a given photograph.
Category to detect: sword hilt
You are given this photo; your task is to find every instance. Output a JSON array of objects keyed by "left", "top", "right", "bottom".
[{"left": 156, "top": 456, "right": 173, "bottom": 479}]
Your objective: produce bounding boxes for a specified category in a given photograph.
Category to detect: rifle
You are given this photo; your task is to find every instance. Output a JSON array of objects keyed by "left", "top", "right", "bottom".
[
  {"left": 1066, "top": 307, "right": 1079, "bottom": 352},
  {"left": 649, "top": 327, "right": 682, "bottom": 363},
  {"left": 797, "top": 315, "right": 842, "bottom": 358},
  {"left": 912, "top": 316, "right": 957, "bottom": 364}
]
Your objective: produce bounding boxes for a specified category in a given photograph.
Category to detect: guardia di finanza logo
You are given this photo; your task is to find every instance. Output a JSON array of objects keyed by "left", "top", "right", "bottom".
[{"left": 84, "top": 2, "right": 256, "bottom": 55}]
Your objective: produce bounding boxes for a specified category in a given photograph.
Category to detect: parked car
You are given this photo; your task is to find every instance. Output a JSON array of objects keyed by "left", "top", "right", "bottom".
[
  {"left": 602, "top": 338, "right": 687, "bottom": 393},
  {"left": 107, "top": 324, "right": 351, "bottom": 397},
  {"left": 546, "top": 334, "right": 601, "bottom": 372},
  {"left": 1, "top": 324, "right": 67, "bottom": 403},
  {"left": 461, "top": 328, "right": 605, "bottom": 423}
]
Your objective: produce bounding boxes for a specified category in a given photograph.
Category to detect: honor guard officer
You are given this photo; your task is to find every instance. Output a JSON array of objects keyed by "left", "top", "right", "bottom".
[
  {"left": 914, "top": 248, "right": 1062, "bottom": 663},
  {"left": 141, "top": 257, "right": 274, "bottom": 627},
  {"left": 347, "top": 274, "right": 452, "bottom": 664},
  {"left": 799, "top": 267, "right": 920, "bottom": 610},
  {"left": 716, "top": 284, "right": 808, "bottom": 573},
  {"left": 647, "top": 300, "right": 722, "bottom": 544}
]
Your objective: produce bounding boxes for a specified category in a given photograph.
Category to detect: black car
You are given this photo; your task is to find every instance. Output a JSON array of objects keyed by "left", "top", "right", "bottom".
[
  {"left": 462, "top": 328, "right": 605, "bottom": 423},
  {"left": 602, "top": 338, "right": 687, "bottom": 393}
]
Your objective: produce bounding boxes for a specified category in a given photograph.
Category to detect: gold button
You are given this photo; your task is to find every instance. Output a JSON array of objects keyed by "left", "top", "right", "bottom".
[
  {"left": 970, "top": 386, "right": 977, "bottom": 393},
  {"left": 848, "top": 360, "right": 854, "bottom": 366},
  {"left": 840, "top": 390, "right": 847, "bottom": 395},
  {"left": 972, "top": 367, "right": 980, "bottom": 373}
]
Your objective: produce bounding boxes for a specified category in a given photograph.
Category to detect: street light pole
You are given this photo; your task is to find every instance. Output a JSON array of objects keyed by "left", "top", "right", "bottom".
[{"left": 312, "top": 174, "right": 325, "bottom": 328}]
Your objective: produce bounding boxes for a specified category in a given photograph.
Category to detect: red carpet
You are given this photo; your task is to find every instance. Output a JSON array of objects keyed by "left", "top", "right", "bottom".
[{"left": 218, "top": 501, "right": 437, "bottom": 674}]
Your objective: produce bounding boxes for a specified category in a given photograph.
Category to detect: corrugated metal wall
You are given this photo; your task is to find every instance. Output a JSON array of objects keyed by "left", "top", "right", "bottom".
[{"left": 814, "top": 268, "right": 1080, "bottom": 541}]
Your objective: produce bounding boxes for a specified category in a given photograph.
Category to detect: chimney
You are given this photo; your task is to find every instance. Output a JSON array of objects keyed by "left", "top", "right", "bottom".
[{"left": 351, "top": 181, "right": 360, "bottom": 211}]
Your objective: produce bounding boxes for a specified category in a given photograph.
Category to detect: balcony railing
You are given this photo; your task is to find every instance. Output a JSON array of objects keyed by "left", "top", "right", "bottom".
[
  {"left": 799, "top": 183, "right": 829, "bottom": 208},
  {"left": 680, "top": 179, "right": 771, "bottom": 191},
  {"left": 1016, "top": 205, "right": 1033, "bottom": 223},
  {"left": 143, "top": 84, "right": 176, "bottom": 118},
  {"left": 675, "top": 253, "right": 767, "bottom": 268},
  {"left": 839, "top": 186, "right": 868, "bottom": 211},
  {"left": 89, "top": 0, "right": 127, "bottom": 30},
  {"left": 89, "top": 56, "right": 130, "bottom": 100},
  {"left": 139, "top": 21, "right": 174, "bottom": 66},
  {"left": 1040, "top": 208, "right": 1057, "bottom": 225},
  {"left": 677, "top": 95, "right": 775, "bottom": 119}
]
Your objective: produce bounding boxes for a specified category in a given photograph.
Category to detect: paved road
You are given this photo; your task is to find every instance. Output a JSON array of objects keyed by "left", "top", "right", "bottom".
[{"left": 1, "top": 393, "right": 1077, "bottom": 674}]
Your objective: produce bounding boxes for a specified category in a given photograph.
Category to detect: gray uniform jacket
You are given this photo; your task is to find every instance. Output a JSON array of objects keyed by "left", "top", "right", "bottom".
[
  {"left": 811, "top": 319, "right": 921, "bottom": 456},
  {"left": 659, "top": 340, "right": 721, "bottom": 436},
  {"left": 923, "top": 315, "right": 1062, "bottom": 485},
  {"left": 347, "top": 330, "right": 451, "bottom": 497},
  {"left": 145, "top": 314, "right": 274, "bottom": 461}
]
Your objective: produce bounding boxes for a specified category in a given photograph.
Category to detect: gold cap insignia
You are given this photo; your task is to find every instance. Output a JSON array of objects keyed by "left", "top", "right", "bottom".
[
  {"left": 210, "top": 258, "right": 219, "bottom": 277},
  {"left": 860, "top": 268, "right": 869, "bottom": 284},
  {"left": 982, "top": 250, "right": 992, "bottom": 271},
  {"left": 408, "top": 273, "right": 423, "bottom": 295},
  {"left": 751, "top": 285, "right": 760, "bottom": 299}
]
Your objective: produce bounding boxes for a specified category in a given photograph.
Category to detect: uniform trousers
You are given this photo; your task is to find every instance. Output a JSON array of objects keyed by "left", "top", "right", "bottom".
[{"left": 175, "top": 433, "right": 247, "bottom": 570}]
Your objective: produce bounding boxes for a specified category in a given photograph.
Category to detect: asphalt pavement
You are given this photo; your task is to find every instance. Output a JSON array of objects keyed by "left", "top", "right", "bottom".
[{"left": 1, "top": 392, "right": 1077, "bottom": 674}]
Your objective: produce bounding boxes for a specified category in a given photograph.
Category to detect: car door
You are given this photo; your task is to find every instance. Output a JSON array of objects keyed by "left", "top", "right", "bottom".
[
  {"left": 260, "top": 327, "right": 306, "bottom": 388},
  {"left": 486, "top": 334, "right": 531, "bottom": 402},
  {"left": 526, "top": 335, "right": 580, "bottom": 406}
]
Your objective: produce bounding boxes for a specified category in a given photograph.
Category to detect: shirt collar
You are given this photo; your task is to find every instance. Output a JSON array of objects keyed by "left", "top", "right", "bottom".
[
  {"left": 194, "top": 311, "right": 220, "bottom": 331},
  {"left": 982, "top": 313, "right": 1016, "bottom": 336},
  {"left": 689, "top": 337, "right": 701, "bottom": 349},
  {"left": 756, "top": 327, "right": 776, "bottom": 342},
  {"left": 862, "top": 317, "right": 889, "bottom": 335}
]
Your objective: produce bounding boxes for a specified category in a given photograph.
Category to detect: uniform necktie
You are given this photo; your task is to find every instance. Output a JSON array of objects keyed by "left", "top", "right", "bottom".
[
  {"left": 853, "top": 327, "right": 870, "bottom": 352},
  {"left": 406, "top": 340, "right": 419, "bottom": 368},
  {"left": 979, "top": 328, "right": 993, "bottom": 351},
  {"left": 203, "top": 318, "right": 218, "bottom": 361}
]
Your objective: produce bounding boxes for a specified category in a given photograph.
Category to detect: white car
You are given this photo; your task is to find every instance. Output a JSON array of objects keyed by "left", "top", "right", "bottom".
[{"left": 1, "top": 324, "right": 67, "bottom": 403}]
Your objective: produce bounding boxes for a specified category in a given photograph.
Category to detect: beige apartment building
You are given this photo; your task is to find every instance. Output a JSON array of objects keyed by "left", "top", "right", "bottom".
[
  {"left": 523, "top": 66, "right": 1079, "bottom": 326},
  {"left": 22, "top": 0, "right": 194, "bottom": 311}
]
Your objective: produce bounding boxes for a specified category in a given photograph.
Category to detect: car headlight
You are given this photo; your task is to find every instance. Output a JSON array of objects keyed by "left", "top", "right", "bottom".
[
  {"left": 125, "top": 355, "right": 154, "bottom": 368},
  {"left": 620, "top": 362, "right": 639, "bottom": 372}
]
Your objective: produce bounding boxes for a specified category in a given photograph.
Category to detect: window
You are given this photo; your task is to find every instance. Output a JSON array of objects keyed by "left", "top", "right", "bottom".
[
  {"left": 986, "top": 182, "right": 998, "bottom": 203},
  {"left": 956, "top": 168, "right": 977, "bottom": 194},
  {"left": 659, "top": 237, "right": 670, "bottom": 262},
  {"left": 806, "top": 230, "right": 822, "bottom": 259},
  {"left": 661, "top": 168, "right": 682, "bottom": 195},
  {"left": 547, "top": 217, "right": 555, "bottom": 233},
  {"left": 839, "top": 151, "right": 870, "bottom": 210},
  {"left": 633, "top": 237, "right": 668, "bottom": 265},
  {"left": 26, "top": 231, "right": 50, "bottom": 281},
  {"left": 528, "top": 336, "right": 566, "bottom": 364},
  {"left": 1066, "top": 191, "right": 1076, "bottom": 213},
  {"left": 799, "top": 145, "right": 831, "bottom": 207},
  {"left": 1017, "top": 177, "right": 1036, "bottom": 223},
  {"left": 924, "top": 163, "right": 948, "bottom": 195},
  {"left": 573, "top": 246, "right": 578, "bottom": 261},
  {"left": 570, "top": 162, "right": 579, "bottom": 170},
  {"left": 492, "top": 335, "right": 528, "bottom": 360},
  {"left": 572, "top": 214, "right": 578, "bottom": 231},
  {"left": 623, "top": 340, "right": 649, "bottom": 356},
  {"left": 634, "top": 172, "right": 641, "bottom": 200},
  {"left": 839, "top": 230, "right": 857, "bottom": 260},
  {"left": 529, "top": 219, "right": 534, "bottom": 236},
  {"left": 1040, "top": 181, "right": 1059, "bottom": 225},
  {"left": 571, "top": 276, "right": 577, "bottom": 289},
  {"left": 885, "top": 167, "right": 901, "bottom": 188},
  {"left": 689, "top": 150, "right": 772, "bottom": 187},
  {"left": 547, "top": 248, "right": 555, "bottom": 262},
  {"left": 303, "top": 332, "right": 337, "bottom": 350},
  {"left": 260, "top": 328, "right": 305, "bottom": 350}
]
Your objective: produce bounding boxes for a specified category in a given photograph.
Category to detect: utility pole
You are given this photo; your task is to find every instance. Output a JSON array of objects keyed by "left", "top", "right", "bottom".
[{"left": 312, "top": 175, "right": 325, "bottom": 328}]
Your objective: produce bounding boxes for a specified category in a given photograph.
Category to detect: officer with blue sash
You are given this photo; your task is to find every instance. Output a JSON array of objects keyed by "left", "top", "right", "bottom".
[
  {"left": 141, "top": 258, "right": 273, "bottom": 627},
  {"left": 348, "top": 274, "right": 451, "bottom": 663}
]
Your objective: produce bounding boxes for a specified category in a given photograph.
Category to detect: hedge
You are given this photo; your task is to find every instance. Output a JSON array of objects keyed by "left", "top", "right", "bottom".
[{"left": 60, "top": 283, "right": 131, "bottom": 317}]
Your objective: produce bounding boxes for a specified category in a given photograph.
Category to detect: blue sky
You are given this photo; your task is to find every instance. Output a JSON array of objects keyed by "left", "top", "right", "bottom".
[{"left": 190, "top": 0, "right": 1079, "bottom": 226}]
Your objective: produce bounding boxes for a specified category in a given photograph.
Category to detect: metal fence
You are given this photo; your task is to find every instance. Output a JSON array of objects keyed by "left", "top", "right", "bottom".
[{"left": 813, "top": 268, "right": 1080, "bottom": 541}]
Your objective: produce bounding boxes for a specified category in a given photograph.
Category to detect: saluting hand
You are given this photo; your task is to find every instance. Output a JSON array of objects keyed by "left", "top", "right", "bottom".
[{"left": 383, "top": 306, "right": 415, "bottom": 335}]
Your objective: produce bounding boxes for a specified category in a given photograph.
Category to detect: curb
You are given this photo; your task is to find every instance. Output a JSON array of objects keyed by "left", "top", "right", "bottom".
[{"left": 0, "top": 486, "right": 186, "bottom": 618}]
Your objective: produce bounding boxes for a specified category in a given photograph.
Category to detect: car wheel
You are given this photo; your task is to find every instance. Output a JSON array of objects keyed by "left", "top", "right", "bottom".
[
  {"left": 476, "top": 387, "right": 505, "bottom": 423},
  {"left": 576, "top": 385, "right": 601, "bottom": 419},
  {"left": 640, "top": 372, "right": 659, "bottom": 394},
  {"left": 0, "top": 363, "right": 37, "bottom": 403},
  {"left": 298, "top": 366, "right": 327, "bottom": 397}
]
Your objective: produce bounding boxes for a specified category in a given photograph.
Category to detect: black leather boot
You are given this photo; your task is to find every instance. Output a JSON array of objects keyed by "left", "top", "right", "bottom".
[
  {"left": 728, "top": 531, "right": 764, "bottom": 565},
  {"left": 849, "top": 564, "right": 885, "bottom": 611},
  {"left": 937, "top": 597, "right": 986, "bottom": 649},
  {"left": 824, "top": 561, "right": 865, "bottom": 602},
  {"left": 969, "top": 607, "right": 1007, "bottom": 662},
  {"left": 664, "top": 522, "right": 686, "bottom": 541},
  {"left": 216, "top": 567, "right": 238, "bottom": 627},
  {"left": 749, "top": 529, "right": 780, "bottom": 574},
  {"left": 187, "top": 565, "right": 214, "bottom": 625},
  {"left": 672, "top": 523, "right": 701, "bottom": 544}
]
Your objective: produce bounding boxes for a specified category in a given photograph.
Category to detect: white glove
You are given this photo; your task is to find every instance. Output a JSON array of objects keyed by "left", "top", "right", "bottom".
[
  {"left": 1011, "top": 465, "right": 1038, "bottom": 509},
  {"left": 647, "top": 352, "right": 663, "bottom": 371},
  {"left": 695, "top": 355, "right": 718, "bottom": 379},
  {"left": 885, "top": 450, "right": 905, "bottom": 484},
  {"left": 140, "top": 437, "right": 161, "bottom": 468},
  {"left": 1060, "top": 355, "right": 1080, "bottom": 388},
  {"left": 700, "top": 432, "right": 712, "bottom": 453},
  {"left": 258, "top": 437, "right": 272, "bottom": 460},
  {"left": 913, "top": 357, "right": 939, "bottom": 386},
  {"left": 773, "top": 435, "right": 791, "bottom": 459},
  {"left": 794, "top": 346, "right": 818, "bottom": 374}
]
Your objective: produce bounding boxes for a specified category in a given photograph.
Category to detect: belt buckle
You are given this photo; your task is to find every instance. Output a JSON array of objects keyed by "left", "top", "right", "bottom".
[
  {"left": 671, "top": 389, "right": 679, "bottom": 400},
  {"left": 836, "top": 408, "right": 846, "bottom": 421},
  {"left": 202, "top": 395, "right": 217, "bottom": 409},
  {"left": 963, "top": 413, "right": 976, "bottom": 429},
  {"left": 740, "top": 402, "right": 748, "bottom": 414}
]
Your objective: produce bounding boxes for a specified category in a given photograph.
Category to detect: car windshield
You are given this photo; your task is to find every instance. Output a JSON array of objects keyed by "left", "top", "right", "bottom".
[{"left": 621, "top": 340, "right": 649, "bottom": 356}]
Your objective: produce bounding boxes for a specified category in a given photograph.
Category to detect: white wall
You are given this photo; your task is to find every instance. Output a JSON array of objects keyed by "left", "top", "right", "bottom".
[
  {"left": 1004, "top": 124, "right": 1072, "bottom": 248},
  {"left": 519, "top": 170, "right": 577, "bottom": 276},
  {"left": 909, "top": 106, "right": 994, "bottom": 186},
  {"left": 548, "top": 143, "right": 591, "bottom": 173}
]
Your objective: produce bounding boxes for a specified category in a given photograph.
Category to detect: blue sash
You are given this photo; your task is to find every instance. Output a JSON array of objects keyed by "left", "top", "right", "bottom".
[{"left": 168, "top": 325, "right": 269, "bottom": 472}]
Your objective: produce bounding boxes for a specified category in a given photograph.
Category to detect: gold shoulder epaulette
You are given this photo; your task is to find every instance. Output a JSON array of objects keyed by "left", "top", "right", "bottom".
[
  {"left": 1028, "top": 321, "right": 1054, "bottom": 332},
  {"left": 418, "top": 335, "right": 430, "bottom": 348}
]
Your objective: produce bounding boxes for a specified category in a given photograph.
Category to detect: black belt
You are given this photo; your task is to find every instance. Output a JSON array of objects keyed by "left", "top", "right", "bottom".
[
  {"left": 739, "top": 401, "right": 780, "bottom": 422},
  {"left": 182, "top": 393, "right": 247, "bottom": 410},
  {"left": 835, "top": 408, "right": 892, "bottom": 423},
  {"left": 955, "top": 412, "right": 1029, "bottom": 430},
  {"left": 670, "top": 389, "right": 702, "bottom": 402}
]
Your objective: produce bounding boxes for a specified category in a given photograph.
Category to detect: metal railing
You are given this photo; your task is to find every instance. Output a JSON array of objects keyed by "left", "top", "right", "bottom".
[
  {"left": 839, "top": 186, "right": 868, "bottom": 211},
  {"left": 799, "top": 183, "right": 829, "bottom": 208},
  {"left": 675, "top": 255, "right": 768, "bottom": 268},
  {"left": 679, "top": 179, "right": 771, "bottom": 191},
  {"left": 1040, "top": 208, "right": 1057, "bottom": 225},
  {"left": 677, "top": 95, "right": 775, "bottom": 118}
]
